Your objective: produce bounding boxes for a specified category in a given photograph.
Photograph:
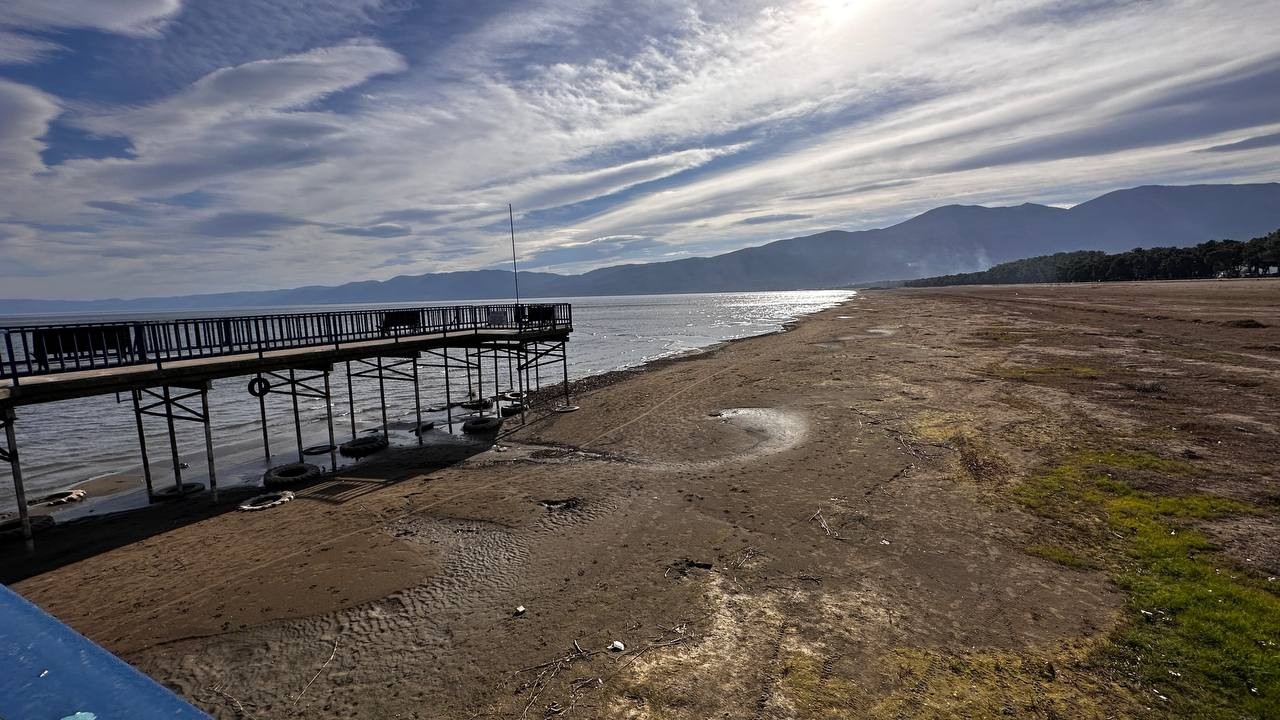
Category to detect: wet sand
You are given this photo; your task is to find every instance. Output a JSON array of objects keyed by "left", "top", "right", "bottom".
[
  {"left": 3, "top": 279, "right": 1278, "bottom": 718},
  {"left": 20, "top": 473, "right": 140, "bottom": 517}
]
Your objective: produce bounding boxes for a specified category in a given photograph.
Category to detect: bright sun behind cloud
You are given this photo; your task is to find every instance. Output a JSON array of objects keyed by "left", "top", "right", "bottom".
[{"left": 0, "top": 0, "right": 1277, "bottom": 298}]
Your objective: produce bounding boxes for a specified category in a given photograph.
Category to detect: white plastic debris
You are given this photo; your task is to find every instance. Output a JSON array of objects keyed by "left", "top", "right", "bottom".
[
  {"left": 608, "top": 640, "right": 625, "bottom": 652},
  {"left": 880, "top": 539, "right": 890, "bottom": 545},
  {"left": 514, "top": 605, "right": 526, "bottom": 616}
]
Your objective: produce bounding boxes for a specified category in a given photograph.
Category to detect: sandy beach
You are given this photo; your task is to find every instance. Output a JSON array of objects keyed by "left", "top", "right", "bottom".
[{"left": 4, "top": 279, "right": 1278, "bottom": 718}]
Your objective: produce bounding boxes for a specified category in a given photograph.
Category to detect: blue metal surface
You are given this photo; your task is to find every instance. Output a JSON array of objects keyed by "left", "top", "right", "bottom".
[{"left": 0, "top": 584, "right": 209, "bottom": 719}]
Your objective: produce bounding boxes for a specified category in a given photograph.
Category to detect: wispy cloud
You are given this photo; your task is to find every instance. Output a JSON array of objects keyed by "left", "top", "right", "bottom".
[{"left": 1, "top": 0, "right": 1279, "bottom": 299}]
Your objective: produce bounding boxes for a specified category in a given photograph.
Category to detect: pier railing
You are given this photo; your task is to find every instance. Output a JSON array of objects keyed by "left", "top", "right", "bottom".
[{"left": 0, "top": 303, "right": 571, "bottom": 383}]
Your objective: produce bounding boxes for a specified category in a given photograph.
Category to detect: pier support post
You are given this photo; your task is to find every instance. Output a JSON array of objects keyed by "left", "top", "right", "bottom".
[
  {"left": 377, "top": 356, "right": 389, "bottom": 438},
  {"left": 130, "top": 389, "right": 155, "bottom": 501},
  {"left": 562, "top": 342, "right": 572, "bottom": 407},
  {"left": 289, "top": 368, "right": 304, "bottom": 462},
  {"left": 256, "top": 368, "right": 335, "bottom": 470},
  {"left": 444, "top": 349, "right": 454, "bottom": 434},
  {"left": 323, "top": 372, "right": 338, "bottom": 472},
  {"left": 346, "top": 360, "right": 356, "bottom": 441},
  {"left": 412, "top": 353, "right": 423, "bottom": 446},
  {"left": 200, "top": 386, "right": 218, "bottom": 503},
  {"left": 161, "top": 385, "right": 183, "bottom": 491},
  {"left": 517, "top": 343, "right": 527, "bottom": 424},
  {"left": 256, "top": 372, "right": 271, "bottom": 462},
  {"left": 476, "top": 348, "right": 485, "bottom": 418},
  {"left": 492, "top": 344, "right": 500, "bottom": 402},
  {"left": 1, "top": 406, "right": 33, "bottom": 551},
  {"left": 138, "top": 383, "right": 217, "bottom": 497}
]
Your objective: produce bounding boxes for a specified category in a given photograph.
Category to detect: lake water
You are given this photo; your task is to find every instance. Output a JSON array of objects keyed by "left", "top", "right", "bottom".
[{"left": 0, "top": 290, "right": 852, "bottom": 515}]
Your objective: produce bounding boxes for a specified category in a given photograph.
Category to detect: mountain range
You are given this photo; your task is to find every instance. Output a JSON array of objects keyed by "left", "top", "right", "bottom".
[{"left": 3, "top": 183, "right": 1278, "bottom": 313}]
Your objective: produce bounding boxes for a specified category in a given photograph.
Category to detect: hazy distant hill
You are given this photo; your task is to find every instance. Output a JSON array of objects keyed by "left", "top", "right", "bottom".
[{"left": 3, "top": 183, "right": 1278, "bottom": 313}]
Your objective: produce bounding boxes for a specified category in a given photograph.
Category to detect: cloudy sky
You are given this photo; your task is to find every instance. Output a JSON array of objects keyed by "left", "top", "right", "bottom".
[{"left": 1, "top": 0, "right": 1278, "bottom": 300}]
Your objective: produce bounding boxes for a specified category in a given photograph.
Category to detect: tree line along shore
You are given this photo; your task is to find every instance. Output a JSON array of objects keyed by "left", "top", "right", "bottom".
[{"left": 905, "top": 229, "right": 1280, "bottom": 287}]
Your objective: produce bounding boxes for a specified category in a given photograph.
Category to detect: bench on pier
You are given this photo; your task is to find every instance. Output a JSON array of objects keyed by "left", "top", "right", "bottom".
[
  {"left": 524, "top": 305, "right": 557, "bottom": 326},
  {"left": 378, "top": 310, "right": 421, "bottom": 335},
  {"left": 30, "top": 324, "right": 135, "bottom": 371}
]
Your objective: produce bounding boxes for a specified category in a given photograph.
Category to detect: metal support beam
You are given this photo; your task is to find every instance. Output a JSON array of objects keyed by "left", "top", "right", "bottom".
[
  {"left": 323, "top": 372, "right": 338, "bottom": 472},
  {"left": 136, "top": 383, "right": 217, "bottom": 496},
  {"left": 562, "top": 341, "right": 572, "bottom": 407},
  {"left": 346, "top": 360, "right": 356, "bottom": 441},
  {"left": 1, "top": 406, "right": 33, "bottom": 550},
  {"left": 161, "top": 385, "right": 182, "bottom": 491},
  {"left": 289, "top": 368, "right": 303, "bottom": 462},
  {"left": 412, "top": 354, "right": 423, "bottom": 446},
  {"left": 199, "top": 387, "right": 217, "bottom": 502},
  {"left": 255, "top": 367, "right": 337, "bottom": 470},
  {"left": 376, "top": 357, "right": 389, "bottom": 438},
  {"left": 255, "top": 372, "right": 271, "bottom": 462},
  {"left": 130, "top": 389, "right": 154, "bottom": 501},
  {"left": 443, "top": 348, "right": 453, "bottom": 434}
]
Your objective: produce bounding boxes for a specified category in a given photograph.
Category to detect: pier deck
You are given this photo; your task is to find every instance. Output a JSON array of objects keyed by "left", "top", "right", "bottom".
[
  {"left": 0, "top": 302, "right": 574, "bottom": 547},
  {"left": 1, "top": 325, "right": 567, "bottom": 406}
]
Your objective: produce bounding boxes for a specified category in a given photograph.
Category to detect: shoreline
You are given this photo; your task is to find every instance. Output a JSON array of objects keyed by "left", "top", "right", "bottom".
[{"left": 1, "top": 297, "right": 843, "bottom": 532}]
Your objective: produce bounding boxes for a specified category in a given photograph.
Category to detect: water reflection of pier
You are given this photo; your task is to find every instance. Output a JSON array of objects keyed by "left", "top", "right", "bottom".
[{"left": 1, "top": 303, "right": 574, "bottom": 547}]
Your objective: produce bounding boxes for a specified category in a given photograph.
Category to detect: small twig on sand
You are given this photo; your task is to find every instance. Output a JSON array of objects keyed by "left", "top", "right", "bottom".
[
  {"left": 731, "top": 546, "right": 760, "bottom": 569},
  {"left": 211, "top": 684, "right": 256, "bottom": 719},
  {"left": 293, "top": 635, "right": 341, "bottom": 706},
  {"left": 809, "top": 509, "right": 839, "bottom": 538},
  {"left": 512, "top": 644, "right": 601, "bottom": 676},
  {"left": 521, "top": 661, "right": 564, "bottom": 719}
]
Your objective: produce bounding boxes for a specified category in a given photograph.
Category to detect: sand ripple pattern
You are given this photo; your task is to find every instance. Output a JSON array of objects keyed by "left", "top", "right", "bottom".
[{"left": 148, "top": 496, "right": 619, "bottom": 718}]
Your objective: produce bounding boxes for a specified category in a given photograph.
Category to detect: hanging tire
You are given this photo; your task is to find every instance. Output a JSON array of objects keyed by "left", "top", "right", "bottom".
[
  {"left": 302, "top": 444, "right": 336, "bottom": 457},
  {"left": 339, "top": 435, "right": 389, "bottom": 458},
  {"left": 462, "top": 417, "right": 503, "bottom": 435},
  {"left": 501, "top": 391, "right": 526, "bottom": 402},
  {"left": 500, "top": 404, "right": 525, "bottom": 418},
  {"left": 263, "top": 462, "right": 322, "bottom": 487},
  {"left": 0, "top": 515, "right": 55, "bottom": 543},
  {"left": 152, "top": 482, "right": 205, "bottom": 500},
  {"left": 238, "top": 490, "right": 294, "bottom": 511},
  {"left": 460, "top": 398, "right": 492, "bottom": 411}
]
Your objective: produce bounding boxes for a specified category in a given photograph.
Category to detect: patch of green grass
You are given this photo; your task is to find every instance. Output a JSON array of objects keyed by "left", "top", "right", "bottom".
[
  {"left": 1027, "top": 543, "right": 1099, "bottom": 570},
  {"left": 991, "top": 365, "right": 1104, "bottom": 382},
  {"left": 1016, "top": 450, "right": 1279, "bottom": 717}
]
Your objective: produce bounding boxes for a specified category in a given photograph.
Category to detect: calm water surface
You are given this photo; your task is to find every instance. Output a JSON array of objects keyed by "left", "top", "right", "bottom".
[{"left": 0, "top": 290, "right": 852, "bottom": 513}]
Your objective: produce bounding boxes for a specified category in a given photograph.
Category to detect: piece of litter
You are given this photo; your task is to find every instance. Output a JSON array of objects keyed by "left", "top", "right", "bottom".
[
  {"left": 880, "top": 539, "right": 890, "bottom": 545},
  {"left": 514, "top": 605, "right": 526, "bottom": 616},
  {"left": 609, "top": 640, "right": 625, "bottom": 652},
  {"left": 494, "top": 446, "right": 508, "bottom": 453},
  {"left": 1168, "top": 670, "right": 1181, "bottom": 678},
  {"left": 39, "top": 669, "right": 48, "bottom": 678},
  {"left": 1141, "top": 610, "right": 1155, "bottom": 617}
]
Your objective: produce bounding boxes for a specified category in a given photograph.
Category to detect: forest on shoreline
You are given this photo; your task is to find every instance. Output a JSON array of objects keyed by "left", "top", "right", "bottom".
[{"left": 905, "top": 229, "right": 1280, "bottom": 287}]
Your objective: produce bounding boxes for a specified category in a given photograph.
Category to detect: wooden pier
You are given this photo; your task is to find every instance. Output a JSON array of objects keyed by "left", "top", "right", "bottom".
[{"left": 1, "top": 303, "right": 574, "bottom": 547}]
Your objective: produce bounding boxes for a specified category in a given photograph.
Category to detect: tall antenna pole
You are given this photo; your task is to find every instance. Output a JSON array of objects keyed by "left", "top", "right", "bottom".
[{"left": 508, "top": 203, "right": 520, "bottom": 306}]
